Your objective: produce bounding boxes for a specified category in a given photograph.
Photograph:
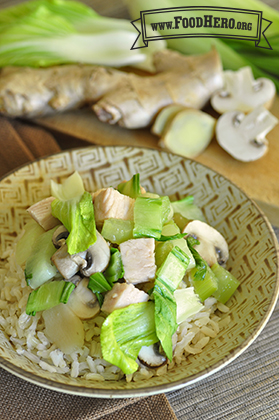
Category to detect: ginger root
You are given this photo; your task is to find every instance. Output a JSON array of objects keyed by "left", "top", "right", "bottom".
[
  {"left": 0, "top": 65, "right": 127, "bottom": 118},
  {"left": 0, "top": 49, "right": 223, "bottom": 128},
  {"left": 93, "top": 48, "right": 223, "bottom": 128}
]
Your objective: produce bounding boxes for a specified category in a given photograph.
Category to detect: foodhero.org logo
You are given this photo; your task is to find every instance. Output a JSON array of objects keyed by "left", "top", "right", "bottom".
[{"left": 131, "top": 6, "right": 273, "bottom": 50}]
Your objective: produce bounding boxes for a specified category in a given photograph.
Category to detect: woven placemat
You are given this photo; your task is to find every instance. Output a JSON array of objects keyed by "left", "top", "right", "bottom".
[{"left": 0, "top": 115, "right": 177, "bottom": 420}]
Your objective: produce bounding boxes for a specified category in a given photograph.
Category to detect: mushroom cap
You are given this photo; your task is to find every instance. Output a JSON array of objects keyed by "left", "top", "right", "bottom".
[
  {"left": 52, "top": 225, "right": 69, "bottom": 248},
  {"left": 216, "top": 106, "right": 278, "bottom": 162},
  {"left": 67, "top": 278, "right": 100, "bottom": 320},
  {"left": 183, "top": 220, "right": 229, "bottom": 267},
  {"left": 138, "top": 343, "right": 167, "bottom": 368},
  {"left": 81, "top": 231, "right": 110, "bottom": 277},
  {"left": 211, "top": 67, "right": 276, "bottom": 114}
]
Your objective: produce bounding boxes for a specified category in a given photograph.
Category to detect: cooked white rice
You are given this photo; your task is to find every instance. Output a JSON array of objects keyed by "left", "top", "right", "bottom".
[{"left": 0, "top": 243, "right": 231, "bottom": 382}]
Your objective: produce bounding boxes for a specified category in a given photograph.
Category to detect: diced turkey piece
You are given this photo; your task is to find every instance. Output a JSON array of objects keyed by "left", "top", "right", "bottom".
[
  {"left": 101, "top": 282, "right": 149, "bottom": 313},
  {"left": 119, "top": 238, "right": 157, "bottom": 284},
  {"left": 92, "top": 187, "right": 134, "bottom": 224},
  {"left": 27, "top": 196, "right": 60, "bottom": 231}
]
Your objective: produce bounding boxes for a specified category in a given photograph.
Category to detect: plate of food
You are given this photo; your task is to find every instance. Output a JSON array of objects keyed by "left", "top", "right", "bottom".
[{"left": 0, "top": 145, "right": 278, "bottom": 398}]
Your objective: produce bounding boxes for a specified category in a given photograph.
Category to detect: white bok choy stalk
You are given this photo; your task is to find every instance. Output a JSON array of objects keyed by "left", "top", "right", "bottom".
[{"left": 0, "top": 0, "right": 166, "bottom": 70}]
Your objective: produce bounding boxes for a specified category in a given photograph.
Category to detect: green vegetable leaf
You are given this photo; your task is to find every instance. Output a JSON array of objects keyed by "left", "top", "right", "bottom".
[
  {"left": 51, "top": 171, "right": 85, "bottom": 201},
  {"left": 153, "top": 279, "right": 177, "bottom": 360},
  {"left": 171, "top": 196, "right": 205, "bottom": 223},
  {"left": 88, "top": 272, "right": 112, "bottom": 294},
  {"left": 51, "top": 191, "right": 96, "bottom": 255},
  {"left": 100, "top": 302, "right": 158, "bottom": 374},
  {"left": 133, "top": 196, "right": 164, "bottom": 239},
  {"left": 186, "top": 237, "right": 207, "bottom": 281},
  {"left": 117, "top": 174, "right": 141, "bottom": 198},
  {"left": 103, "top": 248, "right": 124, "bottom": 286},
  {"left": 153, "top": 245, "right": 190, "bottom": 360},
  {"left": 0, "top": 0, "right": 166, "bottom": 69},
  {"left": 26, "top": 280, "right": 75, "bottom": 316}
]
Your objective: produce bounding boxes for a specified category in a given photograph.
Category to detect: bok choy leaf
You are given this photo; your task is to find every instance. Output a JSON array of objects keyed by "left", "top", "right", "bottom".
[
  {"left": 0, "top": 0, "right": 166, "bottom": 69},
  {"left": 100, "top": 302, "right": 158, "bottom": 374},
  {"left": 51, "top": 191, "right": 96, "bottom": 255}
]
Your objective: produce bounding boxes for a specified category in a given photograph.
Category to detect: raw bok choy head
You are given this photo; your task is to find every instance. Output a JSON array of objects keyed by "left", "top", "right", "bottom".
[{"left": 0, "top": 0, "right": 166, "bottom": 70}]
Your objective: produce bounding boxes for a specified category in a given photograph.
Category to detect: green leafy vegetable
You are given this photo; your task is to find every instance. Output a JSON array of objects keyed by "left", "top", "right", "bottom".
[
  {"left": 25, "top": 226, "right": 58, "bottom": 289},
  {"left": 171, "top": 196, "right": 205, "bottom": 223},
  {"left": 51, "top": 191, "right": 96, "bottom": 255},
  {"left": 51, "top": 171, "right": 84, "bottom": 201},
  {"left": 101, "top": 219, "right": 133, "bottom": 244},
  {"left": 117, "top": 174, "right": 141, "bottom": 198},
  {"left": 154, "top": 246, "right": 190, "bottom": 359},
  {"left": 211, "top": 263, "right": 240, "bottom": 304},
  {"left": 174, "top": 287, "right": 203, "bottom": 324},
  {"left": 26, "top": 280, "right": 75, "bottom": 315},
  {"left": 88, "top": 272, "right": 112, "bottom": 306},
  {"left": 189, "top": 265, "right": 218, "bottom": 302},
  {"left": 100, "top": 302, "right": 158, "bottom": 374},
  {"left": 186, "top": 236, "right": 207, "bottom": 281},
  {"left": 153, "top": 279, "right": 177, "bottom": 360},
  {"left": 103, "top": 248, "right": 124, "bottom": 286},
  {"left": 133, "top": 196, "right": 164, "bottom": 240},
  {"left": 16, "top": 219, "right": 44, "bottom": 266},
  {"left": 0, "top": 0, "right": 166, "bottom": 69}
]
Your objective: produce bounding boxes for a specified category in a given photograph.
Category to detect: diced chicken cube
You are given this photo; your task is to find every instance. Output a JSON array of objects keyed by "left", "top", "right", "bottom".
[
  {"left": 92, "top": 187, "right": 134, "bottom": 224},
  {"left": 119, "top": 238, "right": 156, "bottom": 284},
  {"left": 27, "top": 196, "right": 60, "bottom": 231},
  {"left": 101, "top": 282, "right": 149, "bottom": 313}
]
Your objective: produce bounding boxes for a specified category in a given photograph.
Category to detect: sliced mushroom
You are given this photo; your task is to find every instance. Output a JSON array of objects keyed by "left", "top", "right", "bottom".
[
  {"left": 51, "top": 244, "right": 87, "bottom": 279},
  {"left": 138, "top": 343, "right": 167, "bottom": 368},
  {"left": 183, "top": 220, "right": 229, "bottom": 267},
  {"left": 52, "top": 225, "right": 69, "bottom": 248},
  {"left": 216, "top": 106, "right": 278, "bottom": 162},
  {"left": 80, "top": 231, "right": 110, "bottom": 277},
  {"left": 211, "top": 67, "right": 276, "bottom": 114},
  {"left": 66, "top": 277, "right": 100, "bottom": 320}
]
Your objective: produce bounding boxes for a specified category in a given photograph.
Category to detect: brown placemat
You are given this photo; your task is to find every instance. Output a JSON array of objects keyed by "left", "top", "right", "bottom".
[{"left": 0, "top": 115, "right": 178, "bottom": 420}]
